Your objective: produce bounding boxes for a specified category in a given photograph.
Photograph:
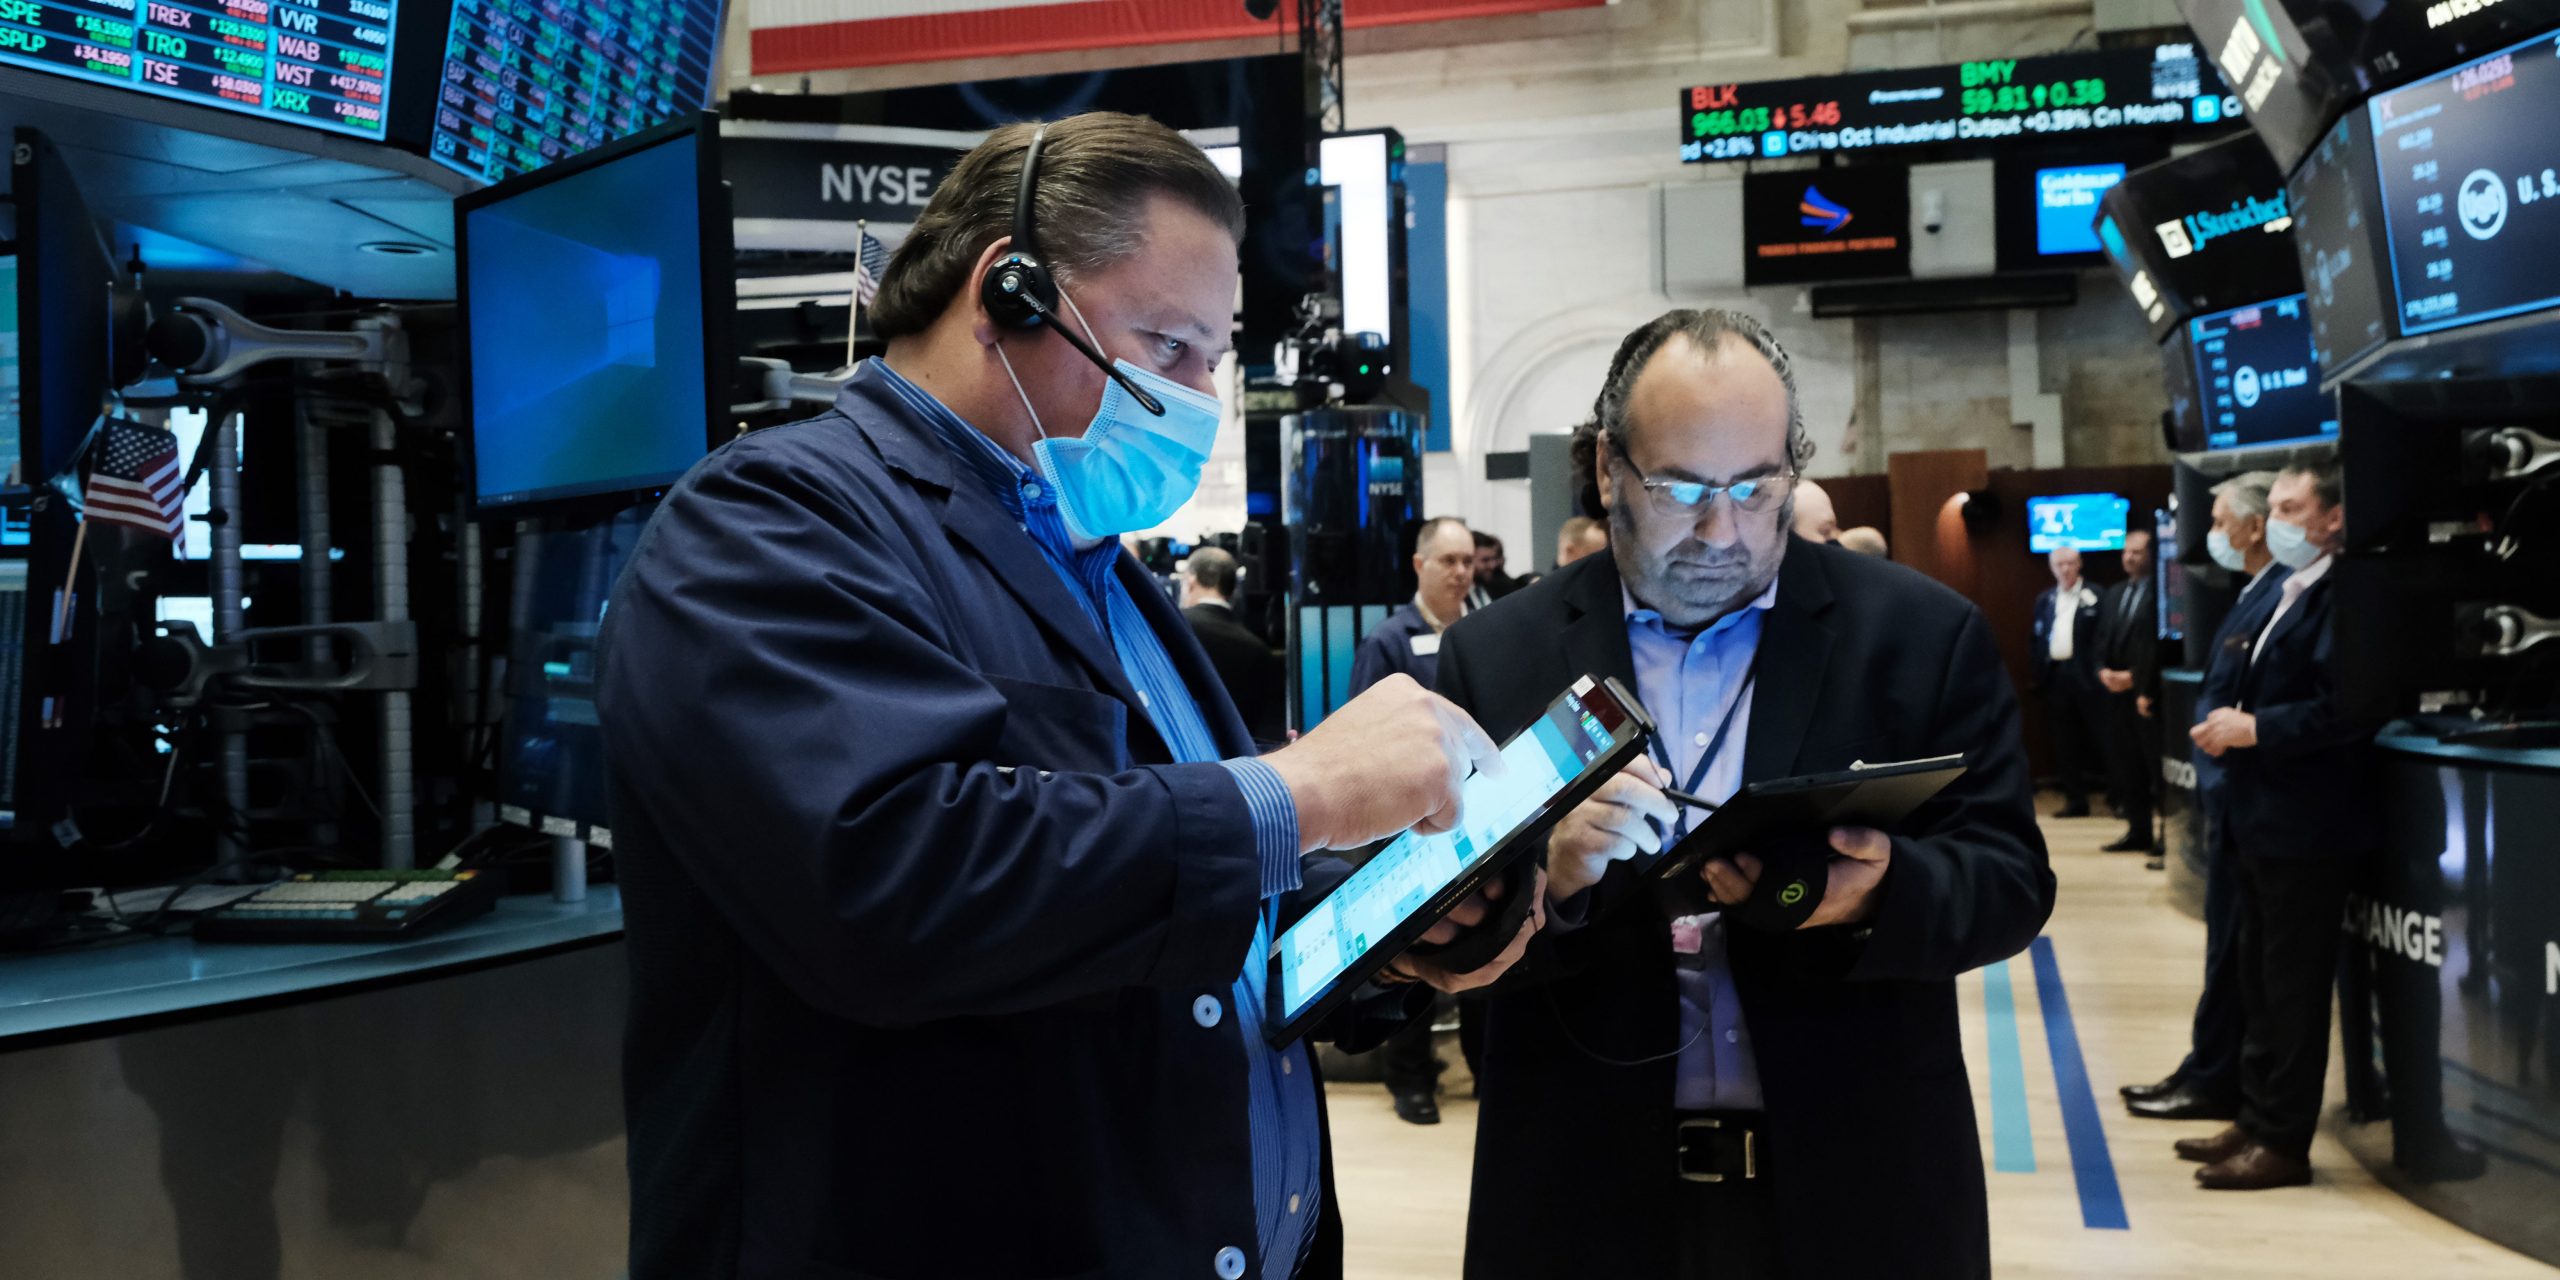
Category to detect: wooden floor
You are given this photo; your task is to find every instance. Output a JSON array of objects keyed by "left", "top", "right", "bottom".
[{"left": 1325, "top": 805, "right": 2560, "bottom": 1279}]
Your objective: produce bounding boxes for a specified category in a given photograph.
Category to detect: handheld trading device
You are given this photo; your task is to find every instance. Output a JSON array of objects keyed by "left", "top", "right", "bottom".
[
  {"left": 1640, "top": 755, "right": 1968, "bottom": 930},
  {"left": 1267, "top": 676, "right": 1652, "bottom": 1047}
]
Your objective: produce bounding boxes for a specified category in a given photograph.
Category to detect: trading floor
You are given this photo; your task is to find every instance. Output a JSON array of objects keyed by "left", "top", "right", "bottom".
[{"left": 1327, "top": 804, "right": 2557, "bottom": 1280}]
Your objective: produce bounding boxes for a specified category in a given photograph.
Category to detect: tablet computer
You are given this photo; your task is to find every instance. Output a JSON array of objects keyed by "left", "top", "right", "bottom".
[
  {"left": 1640, "top": 754, "right": 1969, "bottom": 886},
  {"left": 1265, "top": 675, "right": 1653, "bottom": 1048}
]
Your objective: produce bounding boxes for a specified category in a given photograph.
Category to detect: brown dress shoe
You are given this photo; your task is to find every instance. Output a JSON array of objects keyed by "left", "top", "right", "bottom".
[
  {"left": 2174, "top": 1124, "right": 2251, "bottom": 1164},
  {"left": 2197, "top": 1141, "right": 2312, "bottom": 1190}
]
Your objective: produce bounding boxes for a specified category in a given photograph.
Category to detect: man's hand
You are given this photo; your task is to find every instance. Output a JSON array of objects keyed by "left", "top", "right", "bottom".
[
  {"left": 1700, "top": 826, "right": 1893, "bottom": 928},
  {"left": 2137, "top": 695, "right": 2154, "bottom": 719},
  {"left": 1264, "top": 674, "right": 1504, "bottom": 850},
  {"left": 2189, "top": 707, "right": 2258, "bottom": 758},
  {"left": 2099, "top": 668, "right": 2134, "bottom": 694},
  {"left": 1385, "top": 871, "right": 1548, "bottom": 994},
  {"left": 1542, "top": 757, "right": 1677, "bottom": 906}
]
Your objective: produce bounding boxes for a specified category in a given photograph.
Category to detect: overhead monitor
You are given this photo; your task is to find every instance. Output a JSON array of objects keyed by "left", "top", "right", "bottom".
[
  {"left": 2027, "top": 492, "right": 2132, "bottom": 552},
  {"left": 2369, "top": 31, "right": 2560, "bottom": 338},
  {"left": 14, "top": 131, "right": 129, "bottom": 490},
  {"left": 1319, "top": 130, "right": 1401, "bottom": 352},
  {"left": 2286, "top": 110, "right": 2395, "bottom": 376},
  {"left": 1741, "top": 166, "right": 1911, "bottom": 285},
  {"left": 2035, "top": 163, "right": 2125, "bottom": 255},
  {"left": 2187, "top": 293, "right": 2337, "bottom": 452},
  {"left": 0, "top": 0, "right": 397, "bottom": 136},
  {"left": 456, "top": 113, "right": 732, "bottom": 516},
  {"left": 431, "top": 0, "right": 725, "bottom": 185},
  {"left": 2093, "top": 133, "right": 2303, "bottom": 339},
  {"left": 1679, "top": 42, "right": 2233, "bottom": 164}
]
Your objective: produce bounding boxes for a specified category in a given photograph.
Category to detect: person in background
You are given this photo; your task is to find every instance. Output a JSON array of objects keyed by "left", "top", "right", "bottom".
[
  {"left": 2124, "top": 471, "right": 2285, "bottom": 1123},
  {"left": 1554, "top": 515, "right": 1609, "bottom": 567},
  {"left": 1347, "top": 514, "right": 1486, "bottom": 1124},
  {"left": 2180, "top": 462, "right": 2367, "bottom": 1190},
  {"left": 1467, "top": 532, "right": 1532, "bottom": 609},
  {"left": 2096, "top": 528, "right": 2162, "bottom": 853},
  {"left": 2031, "top": 545, "right": 2108, "bottom": 818},
  {"left": 1838, "top": 526, "right": 1888, "bottom": 558},
  {"left": 1182, "top": 546, "right": 1286, "bottom": 747},
  {"left": 1443, "top": 308, "right": 2051, "bottom": 1279},
  {"left": 1790, "top": 478, "right": 1839, "bottom": 542}
]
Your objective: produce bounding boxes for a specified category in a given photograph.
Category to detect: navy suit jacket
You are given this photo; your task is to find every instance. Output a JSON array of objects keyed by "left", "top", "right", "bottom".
[
  {"left": 2217, "top": 571, "right": 2379, "bottom": 859},
  {"left": 597, "top": 374, "right": 1414, "bottom": 1280},
  {"left": 2191, "top": 565, "right": 2291, "bottom": 801},
  {"left": 2030, "top": 584, "right": 2103, "bottom": 692}
]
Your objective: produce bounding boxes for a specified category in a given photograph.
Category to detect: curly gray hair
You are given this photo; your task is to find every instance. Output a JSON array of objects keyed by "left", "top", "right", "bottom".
[{"left": 1590, "top": 309, "right": 1815, "bottom": 474}]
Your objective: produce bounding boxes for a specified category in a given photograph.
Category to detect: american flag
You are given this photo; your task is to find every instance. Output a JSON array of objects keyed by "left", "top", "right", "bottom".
[
  {"left": 853, "top": 224, "right": 889, "bottom": 305},
  {"left": 85, "top": 418, "right": 187, "bottom": 542}
]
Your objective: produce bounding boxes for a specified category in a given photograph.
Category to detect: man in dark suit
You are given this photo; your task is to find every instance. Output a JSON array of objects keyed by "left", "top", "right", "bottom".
[
  {"left": 596, "top": 115, "right": 1533, "bottom": 1280},
  {"left": 1181, "top": 546, "right": 1286, "bottom": 746},
  {"left": 2181, "top": 461, "right": 2366, "bottom": 1190},
  {"left": 2123, "top": 471, "right": 2286, "bottom": 1122},
  {"left": 1440, "top": 309, "right": 2054, "bottom": 1279},
  {"left": 2096, "top": 528, "right": 2162, "bottom": 851},
  {"left": 2032, "top": 545, "right": 2108, "bottom": 816}
]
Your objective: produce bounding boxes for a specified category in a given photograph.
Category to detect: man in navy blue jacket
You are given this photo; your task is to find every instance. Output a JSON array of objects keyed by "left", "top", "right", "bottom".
[
  {"left": 597, "top": 113, "right": 1533, "bottom": 1280},
  {"left": 2180, "top": 462, "right": 2366, "bottom": 1189}
]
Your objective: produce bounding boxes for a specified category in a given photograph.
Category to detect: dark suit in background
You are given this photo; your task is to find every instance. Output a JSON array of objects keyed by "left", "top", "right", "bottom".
[
  {"left": 2031, "top": 583, "right": 2108, "bottom": 812},
  {"left": 2219, "top": 567, "right": 2374, "bottom": 1159},
  {"left": 1440, "top": 542, "right": 2054, "bottom": 1279},
  {"left": 1184, "top": 601, "right": 1286, "bottom": 746},
  {"left": 2098, "top": 572, "right": 2161, "bottom": 845}
]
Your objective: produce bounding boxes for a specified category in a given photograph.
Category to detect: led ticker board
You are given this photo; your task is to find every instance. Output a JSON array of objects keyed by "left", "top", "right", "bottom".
[
  {"left": 0, "top": 0, "right": 396, "bottom": 137},
  {"left": 2370, "top": 30, "right": 2560, "bottom": 337},
  {"left": 432, "top": 0, "right": 722, "bottom": 184},
  {"left": 1680, "top": 43, "right": 2233, "bottom": 163}
]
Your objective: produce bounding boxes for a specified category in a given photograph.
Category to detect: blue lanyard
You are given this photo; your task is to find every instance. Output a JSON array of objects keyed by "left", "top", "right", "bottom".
[{"left": 1646, "top": 658, "right": 1758, "bottom": 841}]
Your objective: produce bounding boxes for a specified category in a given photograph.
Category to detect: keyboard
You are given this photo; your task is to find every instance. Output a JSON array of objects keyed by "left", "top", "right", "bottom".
[{"left": 192, "top": 870, "right": 503, "bottom": 942}]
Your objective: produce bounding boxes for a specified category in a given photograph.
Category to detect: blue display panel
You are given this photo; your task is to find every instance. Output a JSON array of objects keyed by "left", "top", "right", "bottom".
[
  {"left": 2370, "top": 31, "right": 2560, "bottom": 337},
  {"left": 2028, "top": 493, "right": 2132, "bottom": 553},
  {"left": 0, "top": 0, "right": 395, "bottom": 136},
  {"left": 2035, "top": 163, "right": 2124, "bottom": 256},
  {"left": 2188, "top": 293, "right": 2336, "bottom": 452},
  {"left": 431, "top": 0, "right": 722, "bottom": 184}
]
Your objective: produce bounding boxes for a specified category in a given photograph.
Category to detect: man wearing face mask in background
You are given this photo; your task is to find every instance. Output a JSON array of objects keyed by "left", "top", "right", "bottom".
[
  {"left": 2122, "top": 471, "right": 2284, "bottom": 1122},
  {"left": 598, "top": 115, "right": 1536, "bottom": 1280}
]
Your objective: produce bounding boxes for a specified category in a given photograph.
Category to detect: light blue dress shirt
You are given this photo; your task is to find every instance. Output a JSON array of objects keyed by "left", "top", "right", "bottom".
[
  {"left": 876, "top": 360, "right": 1320, "bottom": 1279},
  {"left": 1624, "top": 579, "right": 1775, "bottom": 1111}
]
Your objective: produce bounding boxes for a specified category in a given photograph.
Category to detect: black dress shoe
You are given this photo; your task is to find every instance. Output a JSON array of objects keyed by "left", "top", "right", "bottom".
[
  {"left": 2145, "top": 856, "right": 2165, "bottom": 871},
  {"left": 2056, "top": 803, "right": 2092, "bottom": 819},
  {"left": 2130, "top": 1082, "right": 2241, "bottom": 1121},
  {"left": 2197, "top": 1141, "right": 2312, "bottom": 1190},
  {"left": 2102, "top": 833, "right": 2153, "bottom": 852},
  {"left": 2120, "top": 1073, "right": 2185, "bottom": 1102},
  {"left": 1391, "top": 1090, "right": 1441, "bottom": 1126}
]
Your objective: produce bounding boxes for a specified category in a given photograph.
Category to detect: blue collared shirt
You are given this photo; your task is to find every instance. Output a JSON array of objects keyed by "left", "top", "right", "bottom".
[
  {"left": 874, "top": 359, "right": 1321, "bottom": 1279},
  {"left": 1625, "top": 578, "right": 1776, "bottom": 1111}
]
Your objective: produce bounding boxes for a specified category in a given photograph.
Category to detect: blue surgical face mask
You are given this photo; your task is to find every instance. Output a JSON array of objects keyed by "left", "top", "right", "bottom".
[
  {"left": 994, "top": 293, "right": 1221, "bottom": 543},
  {"left": 2206, "top": 527, "right": 2247, "bottom": 572},
  {"left": 2266, "top": 516, "right": 2322, "bottom": 569}
]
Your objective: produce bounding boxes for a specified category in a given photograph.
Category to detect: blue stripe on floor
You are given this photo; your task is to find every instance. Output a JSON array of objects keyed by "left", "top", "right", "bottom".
[
  {"left": 2030, "top": 936, "right": 2128, "bottom": 1230},
  {"left": 1981, "top": 958, "right": 2036, "bottom": 1173}
]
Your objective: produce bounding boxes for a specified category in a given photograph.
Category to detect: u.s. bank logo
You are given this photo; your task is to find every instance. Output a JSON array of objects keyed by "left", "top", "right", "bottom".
[
  {"left": 2156, "top": 218, "right": 2196, "bottom": 258},
  {"left": 2459, "top": 169, "right": 2508, "bottom": 241},
  {"left": 1798, "top": 185, "right": 1854, "bottom": 234},
  {"left": 2234, "top": 366, "right": 2262, "bottom": 408}
]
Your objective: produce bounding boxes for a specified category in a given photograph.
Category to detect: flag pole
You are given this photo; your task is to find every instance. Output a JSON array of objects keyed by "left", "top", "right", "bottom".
[{"left": 845, "top": 218, "right": 867, "bottom": 371}]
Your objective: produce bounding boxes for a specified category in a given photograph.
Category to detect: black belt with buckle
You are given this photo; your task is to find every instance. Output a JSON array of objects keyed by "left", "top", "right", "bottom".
[{"left": 1675, "top": 1113, "right": 1762, "bottom": 1183}]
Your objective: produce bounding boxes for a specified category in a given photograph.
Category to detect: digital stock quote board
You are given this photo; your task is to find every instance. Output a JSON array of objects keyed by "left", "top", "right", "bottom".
[{"left": 0, "top": 0, "right": 397, "bottom": 137}]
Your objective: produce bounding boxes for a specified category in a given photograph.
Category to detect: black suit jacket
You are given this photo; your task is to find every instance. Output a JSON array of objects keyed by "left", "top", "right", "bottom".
[
  {"left": 2218, "top": 569, "right": 2378, "bottom": 859},
  {"left": 2098, "top": 576, "right": 2160, "bottom": 697},
  {"left": 1184, "top": 601, "right": 1286, "bottom": 746},
  {"left": 1436, "top": 539, "right": 2054, "bottom": 1280},
  {"left": 2031, "top": 584, "right": 2103, "bottom": 692}
]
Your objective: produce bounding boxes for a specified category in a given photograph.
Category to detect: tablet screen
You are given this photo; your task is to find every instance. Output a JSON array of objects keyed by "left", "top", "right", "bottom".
[{"left": 1277, "top": 688, "right": 1627, "bottom": 1021}]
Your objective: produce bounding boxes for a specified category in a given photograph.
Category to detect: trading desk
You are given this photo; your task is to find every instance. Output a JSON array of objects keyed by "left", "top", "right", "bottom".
[{"left": 0, "top": 889, "right": 627, "bottom": 1277}]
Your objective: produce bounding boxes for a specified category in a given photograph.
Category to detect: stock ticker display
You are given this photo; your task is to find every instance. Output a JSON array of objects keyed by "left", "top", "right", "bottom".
[
  {"left": 1680, "top": 43, "right": 2231, "bottom": 163},
  {"left": 2188, "top": 294, "right": 2336, "bottom": 451},
  {"left": 0, "top": 0, "right": 395, "bottom": 136},
  {"left": 2371, "top": 30, "right": 2560, "bottom": 337},
  {"left": 431, "top": 0, "right": 720, "bottom": 184}
]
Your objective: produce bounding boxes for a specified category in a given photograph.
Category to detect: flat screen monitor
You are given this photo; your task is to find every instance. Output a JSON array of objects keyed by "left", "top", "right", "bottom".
[
  {"left": 456, "top": 113, "right": 732, "bottom": 517},
  {"left": 2187, "top": 293, "right": 2337, "bottom": 452},
  {"left": 2287, "top": 110, "right": 2395, "bottom": 375},
  {"left": 2093, "top": 134, "right": 2303, "bottom": 339},
  {"left": 495, "top": 506, "right": 648, "bottom": 844},
  {"left": 0, "top": 256, "right": 17, "bottom": 492},
  {"left": 0, "top": 0, "right": 398, "bottom": 137},
  {"left": 2368, "top": 31, "right": 2560, "bottom": 338},
  {"left": 2027, "top": 492, "right": 2132, "bottom": 552},
  {"left": 14, "top": 131, "right": 127, "bottom": 490},
  {"left": 1740, "top": 166, "right": 1911, "bottom": 285},
  {"left": 2034, "top": 162, "right": 2125, "bottom": 256},
  {"left": 430, "top": 0, "right": 725, "bottom": 185}
]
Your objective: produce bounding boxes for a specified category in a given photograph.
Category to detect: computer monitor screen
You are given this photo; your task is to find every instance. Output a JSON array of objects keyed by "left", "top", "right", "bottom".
[
  {"left": 430, "top": 0, "right": 725, "bottom": 184},
  {"left": 2187, "top": 294, "right": 2336, "bottom": 452},
  {"left": 15, "top": 131, "right": 128, "bottom": 491},
  {"left": 2287, "top": 111, "right": 2394, "bottom": 374},
  {"left": 0, "top": 0, "right": 397, "bottom": 137},
  {"left": 0, "top": 256, "right": 17, "bottom": 492},
  {"left": 457, "top": 115, "right": 730, "bottom": 515},
  {"left": 2035, "top": 163, "right": 2126, "bottom": 257},
  {"left": 495, "top": 506, "right": 649, "bottom": 844},
  {"left": 2368, "top": 31, "right": 2560, "bottom": 338},
  {"left": 2027, "top": 493, "right": 2132, "bottom": 553}
]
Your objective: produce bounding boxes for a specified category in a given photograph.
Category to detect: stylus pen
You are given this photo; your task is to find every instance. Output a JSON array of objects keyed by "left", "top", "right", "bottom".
[{"left": 1662, "top": 786, "right": 1720, "bottom": 813}]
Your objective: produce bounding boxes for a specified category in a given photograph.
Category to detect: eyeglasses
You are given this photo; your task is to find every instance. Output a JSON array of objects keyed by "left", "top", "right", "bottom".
[{"left": 1610, "top": 437, "right": 1795, "bottom": 517}]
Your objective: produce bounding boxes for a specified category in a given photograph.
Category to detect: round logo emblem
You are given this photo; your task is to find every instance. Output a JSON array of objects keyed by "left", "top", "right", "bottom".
[
  {"left": 1778, "top": 880, "right": 1807, "bottom": 907},
  {"left": 2233, "top": 365, "right": 2262, "bottom": 409},
  {"left": 2459, "top": 169, "right": 2508, "bottom": 242}
]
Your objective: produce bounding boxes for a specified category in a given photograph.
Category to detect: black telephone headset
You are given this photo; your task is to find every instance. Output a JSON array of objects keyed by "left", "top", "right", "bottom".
[{"left": 977, "top": 123, "right": 1166, "bottom": 416}]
